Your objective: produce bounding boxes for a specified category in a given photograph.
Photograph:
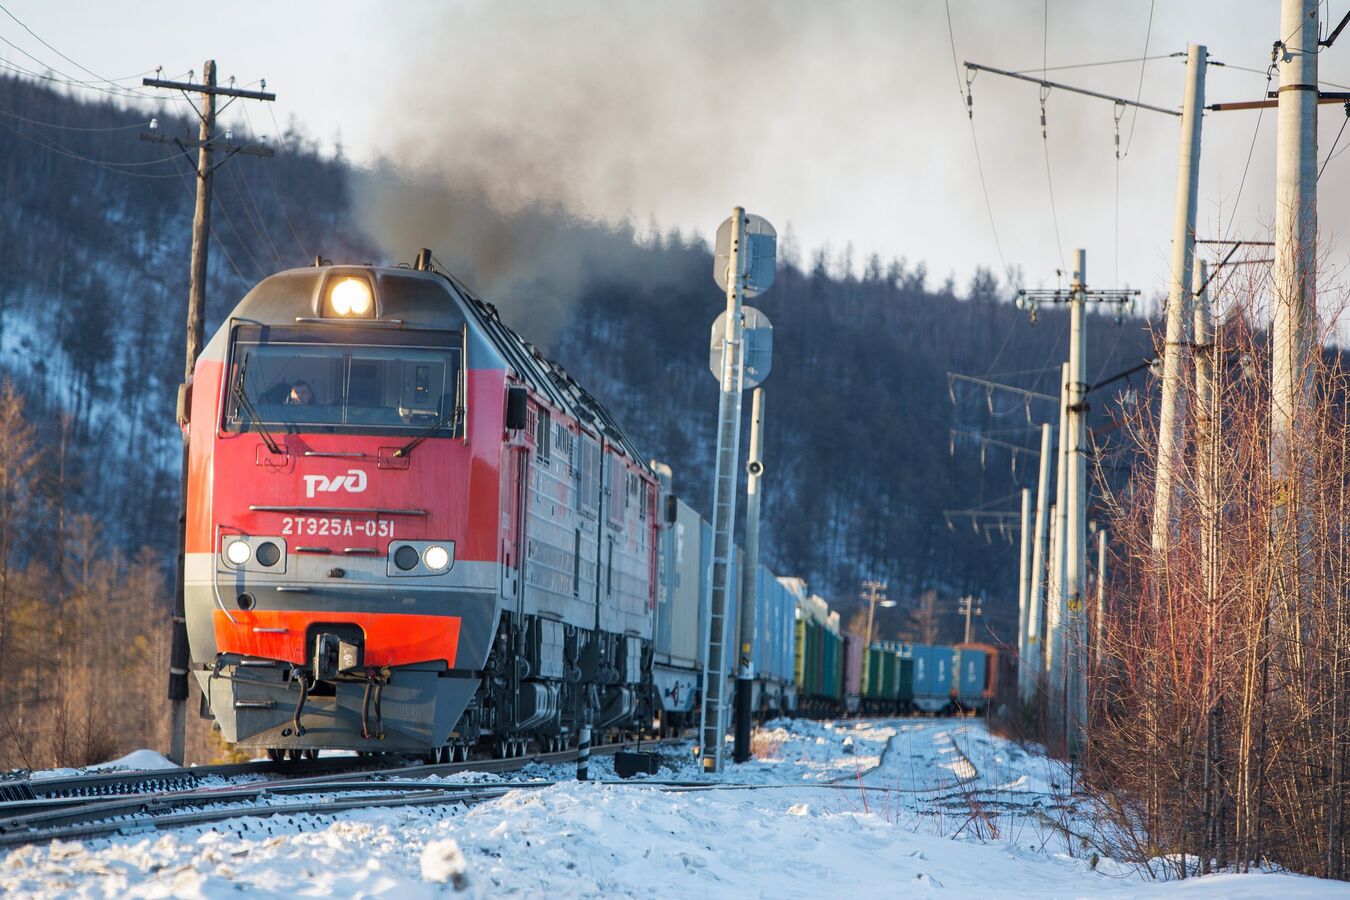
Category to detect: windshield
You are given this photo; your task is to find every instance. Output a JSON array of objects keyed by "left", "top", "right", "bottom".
[{"left": 224, "top": 327, "right": 462, "bottom": 436}]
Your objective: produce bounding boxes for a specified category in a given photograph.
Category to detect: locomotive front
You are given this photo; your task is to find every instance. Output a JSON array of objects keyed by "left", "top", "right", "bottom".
[{"left": 183, "top": 264, "right": 505, "bottom": 756}]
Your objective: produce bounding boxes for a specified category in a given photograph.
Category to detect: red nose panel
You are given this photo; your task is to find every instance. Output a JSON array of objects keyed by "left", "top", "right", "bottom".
[{"left": 213, "top": 609, "right": 460, "bottom": 668}]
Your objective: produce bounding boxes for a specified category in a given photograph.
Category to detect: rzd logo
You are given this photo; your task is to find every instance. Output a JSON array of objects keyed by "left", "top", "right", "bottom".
[{"left": 303, "top": 469, "right": 368, "bottom": 499}]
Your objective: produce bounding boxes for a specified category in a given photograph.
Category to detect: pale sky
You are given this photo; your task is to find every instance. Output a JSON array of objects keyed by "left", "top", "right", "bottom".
[{"left": 6, "top": 1, "right": 1350, "bottom": 306}]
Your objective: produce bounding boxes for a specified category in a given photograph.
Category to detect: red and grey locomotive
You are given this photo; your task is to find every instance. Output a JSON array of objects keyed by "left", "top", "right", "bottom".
[{"left": 183, "top": 253, "right": 658, "bottom": 760}]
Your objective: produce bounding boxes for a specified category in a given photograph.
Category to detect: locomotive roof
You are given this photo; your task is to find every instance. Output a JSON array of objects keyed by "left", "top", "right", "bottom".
[{"left": 234, "top": 264, "right": 651, "bottom": 472}]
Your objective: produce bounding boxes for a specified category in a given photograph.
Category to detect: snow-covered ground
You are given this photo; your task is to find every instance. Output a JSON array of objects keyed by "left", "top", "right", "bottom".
[{"left": 2, "top": 719, "right": 1347, "bottom": 898}]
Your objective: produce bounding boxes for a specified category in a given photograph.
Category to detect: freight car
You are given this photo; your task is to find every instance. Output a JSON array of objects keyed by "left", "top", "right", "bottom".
[
  {"left": 860, "top": 644, "right": 914, "bottom": 714},
  {"left": 794, "top": 594, "right": 844, "bottom": 714},
  {"left": 954, "top": 641, "right": 1016, "bottom": 712},
  {"left": 649, "top": 489, "right": 799, "bottom": 732},
  {"left": 185, "top": 255, "right": 659, "bottom": 760}
]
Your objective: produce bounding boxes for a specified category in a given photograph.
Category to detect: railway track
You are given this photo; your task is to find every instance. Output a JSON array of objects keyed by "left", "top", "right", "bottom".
[
  {"left": 0, "top": 720, "right": 979, "bottom": 850},
  {"left": 0, "top": 737, "right": 686, "bottom": 848}
]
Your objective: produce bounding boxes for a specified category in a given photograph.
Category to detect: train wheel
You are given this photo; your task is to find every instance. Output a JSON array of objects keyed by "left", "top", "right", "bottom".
[{"left": 266, "top": 748, "right": 285, "bottom": 762}]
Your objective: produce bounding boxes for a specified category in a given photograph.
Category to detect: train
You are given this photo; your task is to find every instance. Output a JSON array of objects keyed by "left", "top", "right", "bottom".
[{"left": 182, "top": 254, "right": 1006, "bottom": 762}]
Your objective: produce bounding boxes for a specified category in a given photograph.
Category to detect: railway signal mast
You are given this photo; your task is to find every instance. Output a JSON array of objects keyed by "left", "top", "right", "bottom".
[
  {"left": 701, "top": 208, "right": 776, "bottom": 774},
  {"left": 142, "top": 61, "right": 276, "bottom": 765},
  {"left": 733, "top": 387, "right": 769, "bottom": 763}
]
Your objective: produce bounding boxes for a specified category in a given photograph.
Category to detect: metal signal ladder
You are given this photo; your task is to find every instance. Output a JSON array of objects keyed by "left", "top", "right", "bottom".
[{"left": 699, "top": 330, "right": 745, "bottom": 773}]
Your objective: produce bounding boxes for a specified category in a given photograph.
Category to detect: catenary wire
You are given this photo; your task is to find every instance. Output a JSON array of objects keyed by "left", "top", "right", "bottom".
[
  {"left": 166, "top": 152, "right": 251, "bottom": 283},
  {"left": 1120, "top": 0, "right": 1156, "bottom": 158},
  {"left": 0, "top": 2, "right": 157, "bottom": 97},
  {"left": 1012, "top": 53, "right": 1180, "bottom": 75},
  {"left": 251, "top": 102, "right": 311, "bottom": 259},
  {"left": 944, "top": 0, "right": 1011, "bottom": 281},
  {"left": 0, "top": 113, "right": 182, "bottom": 177}
]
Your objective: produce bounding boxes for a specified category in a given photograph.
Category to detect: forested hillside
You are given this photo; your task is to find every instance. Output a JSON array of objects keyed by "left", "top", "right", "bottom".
[{"left": 0, "top": 72, "right": 1155, "bottom": 764}]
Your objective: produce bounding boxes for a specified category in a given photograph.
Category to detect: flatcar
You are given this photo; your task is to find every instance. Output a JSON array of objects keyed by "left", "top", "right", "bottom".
[{"left": 184, "top": 254, "right": 658, "bottom": 760}]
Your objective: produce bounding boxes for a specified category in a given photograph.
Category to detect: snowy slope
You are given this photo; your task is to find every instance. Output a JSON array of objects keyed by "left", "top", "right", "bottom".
[{"left": 1, "top": 719, "right": 1346, "bottom": 898}]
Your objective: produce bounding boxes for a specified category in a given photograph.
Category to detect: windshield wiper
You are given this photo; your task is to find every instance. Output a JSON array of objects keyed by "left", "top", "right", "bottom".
[
  {"left": 394, "top": 405, "right": 463, "bottom": 458},
  {"left": 231, "top": 356, "right": 283, "bottom": 454}
]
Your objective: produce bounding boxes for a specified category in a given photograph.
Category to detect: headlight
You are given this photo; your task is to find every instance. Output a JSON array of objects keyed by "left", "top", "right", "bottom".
[
  {"left": 423, "top": 545, "right": 450, "bottom": 571},
  {"left": 329, "top": 277, "right": 373, "bottom": 316},
  {"left": 225, "top": 539, "right": 252, "bottom": 566}
]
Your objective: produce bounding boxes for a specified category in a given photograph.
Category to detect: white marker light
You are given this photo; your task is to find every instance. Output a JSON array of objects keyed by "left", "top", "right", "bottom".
[
  {"left": 423, "top": 545, "right": 451, "bottom": 571},
  {"left": 329, "top": 277, "right": 373, "bottom": 316},
  {"left": 225, "top": 539, "right": 252, "bottom": 566}
]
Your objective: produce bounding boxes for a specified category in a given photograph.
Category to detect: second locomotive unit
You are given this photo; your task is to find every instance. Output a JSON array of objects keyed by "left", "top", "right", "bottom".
[{"left": 183, "top": 252, "right": 657, "bottom": 760}]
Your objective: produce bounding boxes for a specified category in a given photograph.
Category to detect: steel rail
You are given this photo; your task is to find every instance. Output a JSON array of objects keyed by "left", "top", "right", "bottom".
[
  {"left": 0, "top": 723, "right": 980, "bottom": 849},
  {"left": 0, "top": 738, "right": 686, "bottom": 843}
]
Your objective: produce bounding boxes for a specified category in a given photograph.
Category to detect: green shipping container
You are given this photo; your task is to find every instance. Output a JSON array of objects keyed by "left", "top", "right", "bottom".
[{"left": 897, "top": 656, "right": 915, "bottom": 708}]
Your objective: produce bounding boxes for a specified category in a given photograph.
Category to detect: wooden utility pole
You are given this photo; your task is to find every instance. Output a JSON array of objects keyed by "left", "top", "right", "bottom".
[
  {"left": 142, "top": 61, "right": 275, "bottom": 765},
  {"left": 958, "top": 594, "right": 982, "bottom": 644},
  {"left": 861, "top": 579, "right": 892, "bottom": 647}
]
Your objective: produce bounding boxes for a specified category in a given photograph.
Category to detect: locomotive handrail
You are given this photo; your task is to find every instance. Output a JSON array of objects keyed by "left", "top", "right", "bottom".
[
  {"left": 248, "top": 505, "right": 428, "bottom": 515},
  {"left": 293, "top": 316, "right": 406, "bottom": 328}
]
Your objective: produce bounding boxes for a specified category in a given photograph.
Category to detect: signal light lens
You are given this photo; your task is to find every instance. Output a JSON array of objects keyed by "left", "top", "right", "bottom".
[
  {"left": 225, "top": 539, "right": 252, "bottom": 566},
  {"left": 329, "top": 277, "right": 373, "bottom": 316},
  {"left": 255, "top": 541, "right": 281, "bottom": 567},
  {"left": 423, "top": 545, "right": 451, "bottom": 571},
  {"left": 394, "top": 545, "right": 420, "bottom": 571}
]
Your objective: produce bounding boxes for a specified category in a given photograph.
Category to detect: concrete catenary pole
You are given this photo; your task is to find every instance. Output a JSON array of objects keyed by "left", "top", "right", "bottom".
[
  {"left": 1046, "top": 362, "right": 1071, "bottom": 714},
  {"left": 1194, "top": 261, "right": 1217, "bottom": 618},
  {"left": 700, "top": 208, "right": 748, "bottom": 773},
  {"left": 1270, "top": 0, "right": 1318, "bottom": 645},
  {"left": 1152, "top": 43, "right": 1208, "bottom": 555},
  {"left": 1016, "top": 487, "right": 1032, "bottom": 692},
  {"left": 1095, "top": 528, "right": 1108, "bottom": 665},
  {"left": 1021, "top": 422, "right": 1054, "bottom": 702},
  {"left": 1065, "top": 249, "right": 1090, "bottom": 757},
  {"left": 733, "top": 388, "right": 766, "bottom": 763}
]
